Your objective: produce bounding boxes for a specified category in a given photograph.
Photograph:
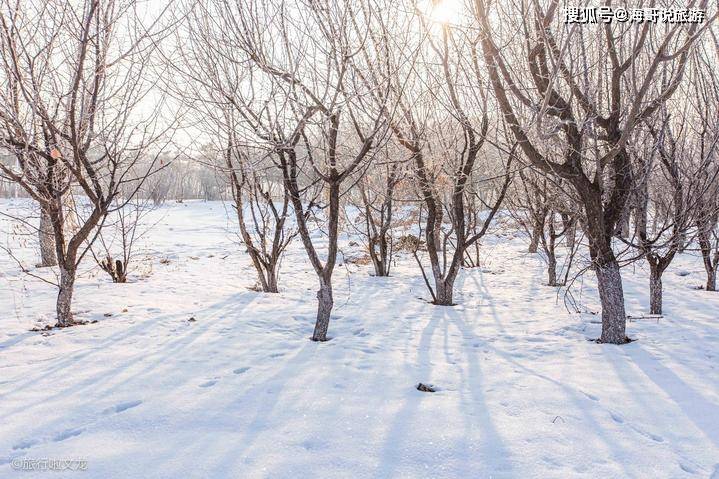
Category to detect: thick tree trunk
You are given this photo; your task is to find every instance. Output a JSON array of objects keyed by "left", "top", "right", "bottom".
[
  {"left": 265, "top": 268, "right": 279, "bottom": 293},
  {"left": 56, "top": 266, "right": 76, "bottom": 327},
  {"left": 371, "top": 257, "right": 388, "bottom": 277},
  {"left": 649, "top": 266, "right": 663, "bottom": 315},
  {"left": 707, "top": 268, "right": 717, "bottom": 292},
  {"left": 595, "top": 260, "right": 628, "bottom": 344},
  {"left": 312, "top": 279, "right": 333, "bottom": 341},
  {"left": 433, "top": 278, "right": 455, "bottom": 306},
  {"left": 38, "top": 206, "right": 57, "bottom": 267},
  {"left": 369, "top": 236, "right": 390, "bottom": 277}
]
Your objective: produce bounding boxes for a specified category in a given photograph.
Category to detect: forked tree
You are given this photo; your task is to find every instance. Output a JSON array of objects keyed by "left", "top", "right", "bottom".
[
  {"left": 474, "top": 0, "right": 713, "bottom": 343},
  {"left": 0, "top": 0, "right": 172, "bottom": 326},
  {"left": 346, "top": 142, "right": 406, "bottom": 277},
  {"left": 190, "top": 0, "right": 390, "bottom": 340},
  {"left": 361, "top": 6, "right": 512, "bottom": 305}
]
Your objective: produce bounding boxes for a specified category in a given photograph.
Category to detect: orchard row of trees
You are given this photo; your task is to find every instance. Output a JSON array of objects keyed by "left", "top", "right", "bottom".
[
  {"left": 1, "top": 0, "right": 718, "bottom": 345},
  {"left": 1, "top": 152, "right": 226, "bottom": 203}
]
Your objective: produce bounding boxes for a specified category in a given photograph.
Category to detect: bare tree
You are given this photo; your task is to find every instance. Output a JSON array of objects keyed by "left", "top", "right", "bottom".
[
  {"left": 185, "top": 0, "right": 390, "bottom": 340},
  {"left": 508, "top": 169, "right": 579, "bottom": 286},
  {"left": 92, "top": 195, "right": 157, "bottom": 284},
  {"left": 225, "top": 142, "right": 296, "bottom": 293},
  {"left": 345, "top": 142, "right": 406, "bottom": 277},
  {"left": 0, "top": 0, "right": 172, "bottom": 326},
  {"left": 691, "top": 37, "right": 719, "bottom": 292},
  {"left": 363, "top": 6, "right": 512, "bottom": 305},
  {"left": 474, "top": 0, "right": 714, "bottom": 343}
]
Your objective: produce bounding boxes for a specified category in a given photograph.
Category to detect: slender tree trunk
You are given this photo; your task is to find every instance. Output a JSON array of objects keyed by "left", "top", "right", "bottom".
[
  {"left": 617, "top": 208, "right": 630, "bottom": 238},
  {"left": 562, "top": 214, "right": 576, "bottom": 251},
  {"left": 547, "top": 252, "right": 557, "bottom": 286},
  {"left": 698, "top": 233, "right": 717, "bottom": 292},
  {"left": 38, "top": 206, "right": 57, "bottom": 267},
  {"left": 595, "top": 260, "right": 628, "bottom": 344},
  {"left": 313, "top": 277, "right": 333, "bottom": 341},
  {"left": 377, "top": 235, "right": 389, "bottom": 276},
  {"left": 649, "top": 264, "right": 663, "bottom": 315},
  {"left": 432, "top": 218, "right": 443, "bottom": 252},
  {"left": 528, "top": 222, "right": 541, "bottom": 253},
  {"left": 56, "top": 266, "right": 76, "bottom": 327},
  {"left": 545, "top": 214, "right": 559, "bottom": 286}
]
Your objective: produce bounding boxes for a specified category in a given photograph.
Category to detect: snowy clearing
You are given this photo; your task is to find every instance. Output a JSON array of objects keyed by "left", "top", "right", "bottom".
[{"left": 1, "top": 200, "right": 718, "bottom": 478}]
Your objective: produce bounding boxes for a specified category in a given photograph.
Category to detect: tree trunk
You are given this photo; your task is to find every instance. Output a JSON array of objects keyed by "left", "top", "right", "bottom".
[
  {"left": 617, "top": 208, "right": 630, "bottom": 238},
  {"left": 698, "top": 230, "right": 717, "bottom": 292},
  {"left": 528, "top": 222, "right": 541, "bottom": 253},
  {"left": 56, "top": 266, "right": 76, "bottom": 327},
  {"left": 265, "top": 268, "right": 279, "bottom": 293},
  {"left": 432, "top": 218, "right": 443, "bottom": 252},
  {"left": 649, "top": 265, "right": 663, "bottom": 315},
  {"left": 562, "top": 214, "right": 576, "bottom": 251},
  {"left": 312, "top": 279, "right": 333, "bottom": 341},
  {"left": 707, "top": 268, "right": 717, "bottom": 292},
  {"left": 38, "top": 206, "right": 57, "bottom": 267},
  {"left": 369, "top": 237, "right": 390, "bottom": 277},
  {"left": 433, "top": 278, "right": 455, "bottom": 306},
  {"left": 372, "top": 257, "right": 388, "bottom": 277},
  {"left": 595, "top": 260, "right": 628, "bottom": 344},
  {"left": 547, "top": 253, "right": 558, "bottom": 286}
]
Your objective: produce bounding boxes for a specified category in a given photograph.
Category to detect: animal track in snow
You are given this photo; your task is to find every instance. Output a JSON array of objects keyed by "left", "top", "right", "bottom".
[
  {"left": 53, "top": 428, "right": 83, "bottom": 442},
  {"left": 199, "top": 379, "right": 218, "bottom": 388},
  {"left": 582, "top": 391, "right": 599, "bottom": 401},
  {"left": 233, "top": 367, "right": 250, "bottom": 375},
  {"left": 12, "top": 438, "right": 39, "bottom": 450},
  {"left": 112, "top": 400, "right": 143, "bottom": 414},
  {"left": 610, "top": 412, "right": 624, "bottom": 424}
]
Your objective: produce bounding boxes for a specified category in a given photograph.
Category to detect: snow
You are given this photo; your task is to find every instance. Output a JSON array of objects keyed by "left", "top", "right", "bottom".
[{"left": 1, "top": 199, "right": 718, "bottom": 478}]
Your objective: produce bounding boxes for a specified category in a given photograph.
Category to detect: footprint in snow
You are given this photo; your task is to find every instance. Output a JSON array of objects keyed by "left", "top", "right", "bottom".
[
  {"left": 610, "top": 412, "right": 624, "bottom": 424},
  {"left": 679, "top": 463, "right": 696, "bottom": 474},
  {"left": 233, "top": 367, "right": 250, "bottom": 375},
  {"left": 199, "top": 379, "right": 218, "bottom": 388},
  {"left": 109, "top": 400, "right": 143, "bottom": 414},
  {"left": 525, "top": 336, "right": 547, "bottom": 343},
  {"left": 12, "top": 438, "right": 40, "bottom": 450},
  {"left": 269, "top": 352, "right": 286, "bottom": 358},
  {"left": 625, "top": 423, "right": 664, "bottom": 443},
  {"left": 582, "top": 391, "right": 599, "bottom": 401},
  {"left": 53, "top": 428, "right": 83, "bottom": 442}
]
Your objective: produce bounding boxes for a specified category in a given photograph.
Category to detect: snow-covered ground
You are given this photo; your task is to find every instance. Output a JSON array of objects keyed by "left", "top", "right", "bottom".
[{"left": 1, "top": 199, "right": 718, "bottom": 478}]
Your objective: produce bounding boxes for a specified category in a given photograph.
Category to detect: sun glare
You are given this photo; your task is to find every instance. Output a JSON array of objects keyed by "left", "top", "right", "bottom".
[{"left": 426, "top": 0, "right": 462, "bottom": 23}]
